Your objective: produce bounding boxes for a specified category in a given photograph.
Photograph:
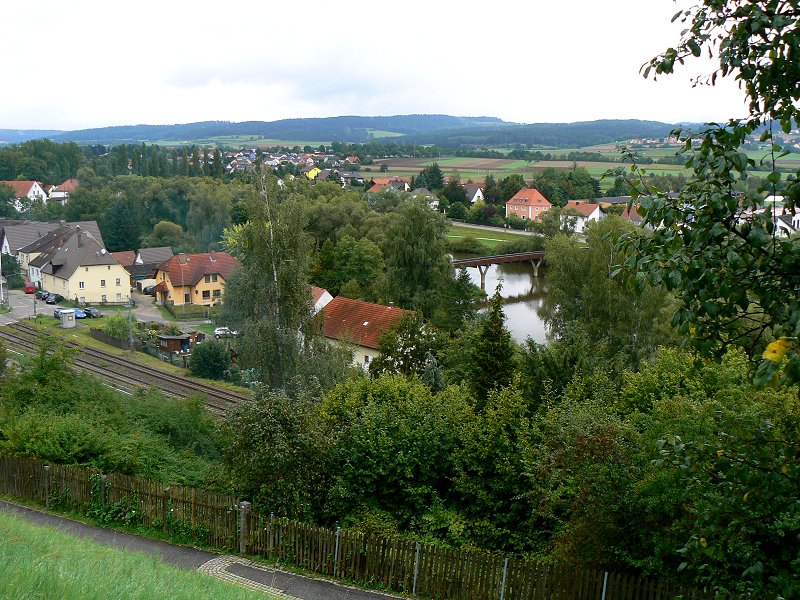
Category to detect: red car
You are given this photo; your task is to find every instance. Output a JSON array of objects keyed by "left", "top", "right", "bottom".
[{"left": 24, "top": 281, "right": 36, "bottom": 294}]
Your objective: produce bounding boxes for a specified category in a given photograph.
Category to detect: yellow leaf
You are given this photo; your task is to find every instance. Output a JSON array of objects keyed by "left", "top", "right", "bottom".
[
  {"left": 700, "top": 537, "right": 707, "bottom": 548},
  {"left": 716, "top": 449, "right": 724, "bottom": 456},
  {"left": 782, "top": 465, "right": 789, "bottom": 475},
  {"left": 743, "top": 492, "right": 749, "bottom": 502},
  {"left": 762, "top": 338, "right": 793, "bottom": 362}
]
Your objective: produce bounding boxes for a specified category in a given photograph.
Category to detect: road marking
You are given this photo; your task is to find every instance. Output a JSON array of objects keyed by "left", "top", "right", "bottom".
[{"left": 198, "top": 556, "right": 298, "bottom": 598}]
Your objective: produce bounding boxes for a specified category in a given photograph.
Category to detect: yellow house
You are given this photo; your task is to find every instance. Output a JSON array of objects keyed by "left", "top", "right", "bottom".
[
  {"left": 303, "top": 166, "right": 321, "bottom": 180},
  {"left": 28, "top": 227, "right": 130, "bottom": 304},
  {"left": 153, "top": 252, "right": 241, "bottom": 306}
]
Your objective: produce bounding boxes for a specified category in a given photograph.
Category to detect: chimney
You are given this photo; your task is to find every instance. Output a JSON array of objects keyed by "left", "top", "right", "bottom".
[
  {"left": 178, "top": 253, "right": 186, "bottom": 265},
  {"left": 76, "top": 225, "right": 82, "bottom": 248}
]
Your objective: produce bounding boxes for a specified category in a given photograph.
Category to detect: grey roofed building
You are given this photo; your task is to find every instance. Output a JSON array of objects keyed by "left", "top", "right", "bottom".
[
  {"left": 410, "top": 187, "right": 434, "bottom": 198},
  {"left": 29, "top": 228, "right": 118, "bottom": 281},
  {"left": 1, "top": 220, "right": 104, "bottom": 256},
  {"left": 136, "top": 246, "right": 174, "bottom": 266}
]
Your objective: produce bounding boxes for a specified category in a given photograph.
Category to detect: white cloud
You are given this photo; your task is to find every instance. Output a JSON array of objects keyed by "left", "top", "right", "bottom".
[{"left": 2, "top": 0, "right": 749, "bottom": 130}]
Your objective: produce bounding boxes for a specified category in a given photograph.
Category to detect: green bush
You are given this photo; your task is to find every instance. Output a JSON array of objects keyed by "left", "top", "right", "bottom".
[{"left": 188, "top": 340, "right": 229, "bottom": 380}]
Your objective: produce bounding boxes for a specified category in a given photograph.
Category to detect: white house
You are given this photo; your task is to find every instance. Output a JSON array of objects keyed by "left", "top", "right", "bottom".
[
  {"left": 0, "top": 180, "right": 48, "bottom": 212},
  {"left": 563, "top": 201, "right": 603, "bottom": 233}
]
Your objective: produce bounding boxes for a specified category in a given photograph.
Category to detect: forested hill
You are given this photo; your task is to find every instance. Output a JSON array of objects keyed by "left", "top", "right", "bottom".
[
  {"left": 1, "top": 116, "right": 680, "bottom": 148},
  {"left": 0, "top": 129, "right": 64, "bottom": 145},
  {"left": 398, "top": 119, "right": 678, "bottom": 148},
  {"left": 43, "top": 115, "right": 508, "bottom": 145}
]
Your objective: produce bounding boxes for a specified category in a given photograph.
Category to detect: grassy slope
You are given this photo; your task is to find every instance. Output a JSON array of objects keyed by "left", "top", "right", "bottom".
[{"left": 0, "top": 510, "right": 273, "bottom": 600}]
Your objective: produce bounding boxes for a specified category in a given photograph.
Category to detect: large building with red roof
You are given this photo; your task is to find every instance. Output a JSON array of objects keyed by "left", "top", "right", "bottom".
[
  {"left": 153, "top": 251, "right": 241, "bottom": 306},
  {"left": 505, "top": 188, "right": 552, "bottom": 221},
  {"left": 321, "top": 296, "right": 408, "bottom": 367}
]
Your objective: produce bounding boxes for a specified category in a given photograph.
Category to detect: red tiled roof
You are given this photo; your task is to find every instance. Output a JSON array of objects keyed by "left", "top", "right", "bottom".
[
  {"left": 367, "top": 183, "right": 387, "bottom": 193},
  {"left": 506, "top": 188, "right": 551, "bottom": 207},
  {"left": 322, "top": 297, "right": 408, "bottom": 350},
  {"left": 371, "top": 177, "right": 409, "bottom": 186},
  {"left": 312, "top": 286, "right": 329, "bottom": 304},
  {"left": 564, "top": 201, "right": 600, "bottom": 217},
  {"left": 621, "top": 206, "right": 642, "bottom": 223},
  {"left": 0, "top": 180, "right": 39, "bottom": 197},
  {"left": 156, "top": 252, "right": 241, "bottom": 286},
  {"left": 53, "top": 179, "right": 79, "bottom": 193},
  {"left": 111, "top": 251, "right": 136, "bottom": 267}
]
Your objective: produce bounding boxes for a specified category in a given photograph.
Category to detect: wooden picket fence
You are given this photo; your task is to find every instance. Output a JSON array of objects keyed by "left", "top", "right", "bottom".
[{"left": 0, "top": 457, "right": 714, "bottom": 600}]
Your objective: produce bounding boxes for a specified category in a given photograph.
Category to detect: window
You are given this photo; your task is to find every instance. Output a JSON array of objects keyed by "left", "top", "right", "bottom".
[
  {"left": 101, "top": 295, "right": 107, "bottom": 303},
  {"left": 184, "top": 293, "right": 190, "bottom": 304},
  {"left": 85, "top": 267, "right": 88, "bottom": 272},
  {"left": 116, "top": 293, "right": 122, "bottom": 301},
  {"left": 364, "top": 355, "right": 371, "bottom": 365},
  {"left": 204, "top": 275, "right": 211, "bottom": 283},
  {"left": 100, "top": 280, "right": 106, "bottom": 287},
  {"left": 202, "top": 290, "right": 211, "bottom": 300},
  {"left": 116, "top": 278, "right": 121, "bottom": 286},
  {"left": 79, "top": 297, "right": 85, "bottom": 304},
  {"left": 212, "top": 289, "right": 221, "bottom": 297},
  {"left": 212, "top": 274, "right": 218, "bottom": 282},
  {"left": 79, "top": 282, "right": 85, "bottom": 289}
]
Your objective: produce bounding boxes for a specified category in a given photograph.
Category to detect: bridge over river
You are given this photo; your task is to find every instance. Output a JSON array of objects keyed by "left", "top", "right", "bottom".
[{"left": 451, "top": 251, "right": 545, "bottom": 289}]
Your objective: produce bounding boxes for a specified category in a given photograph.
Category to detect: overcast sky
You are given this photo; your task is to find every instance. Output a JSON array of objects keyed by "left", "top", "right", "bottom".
[{"left": 4, "top": 1, "right": 748, "bottom": 131}]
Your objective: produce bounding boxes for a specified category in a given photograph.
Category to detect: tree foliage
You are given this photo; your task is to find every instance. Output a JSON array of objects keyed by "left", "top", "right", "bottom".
[
  {"left": 630, "top": 0, "right": 800, "bottom": 382},
  {"left": 188, "top": 340, "right": 229, "bottom": 380}
]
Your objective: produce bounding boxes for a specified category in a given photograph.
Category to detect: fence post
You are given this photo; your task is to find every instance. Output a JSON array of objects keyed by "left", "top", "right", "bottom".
[
  {"left": 162, "top": 487, "right": 170, "bottom": 533},
  {"left": 269, "top": 513, "right": 274, "bottom": 558},
  {"left": 601, "top": 571, "right": 609, "bottom": 600},
  {"left": 500, "top": 556, "right": 508, "bottom": 600},
  {"left": 44, "top": 465, "right": 50, "bottom": 509},
  {"left": 100, "top": 474, "right": 107, "bottom": 506},
  {"left": 239, "top": 501, "right": 251, "bottom": 554},
  {"left": 413, "top": 542, "right": 421, "bottom": 595},
  {"left": 334, "top": 527, "right": 341, "bottom": 577}
]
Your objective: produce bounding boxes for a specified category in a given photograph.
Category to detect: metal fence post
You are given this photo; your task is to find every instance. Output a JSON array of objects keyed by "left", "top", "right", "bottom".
[
  {"left": 601, "top": 571, "right": 609, "bottom": 600},
  {"left": 334, "top": 527, "right": 341, "bottom": 577},
  {"left": 413, "top": 542, "right": 421, "bottom": 595},
  {"left": 44, "top": 465, "right": 50, "bottom": 509},
  {"left": 500, "top": 556, "right": 508, "bottom": 600},
  {"left": 239, "top": 501, "right": 251, "bottom": 554}
]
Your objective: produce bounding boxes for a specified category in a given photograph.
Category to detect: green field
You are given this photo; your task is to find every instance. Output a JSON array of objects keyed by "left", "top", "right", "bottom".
[
  {"left": 0, "top": 510, "right": 272, "bottom": 599},
  {"left": 447, "top": 224, "right": 532, "bottom": 249}
]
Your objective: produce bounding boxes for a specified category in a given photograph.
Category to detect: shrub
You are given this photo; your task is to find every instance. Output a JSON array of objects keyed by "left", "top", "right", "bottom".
[{"left": 188, "top": 340, "right": 229, "bottom": 380}]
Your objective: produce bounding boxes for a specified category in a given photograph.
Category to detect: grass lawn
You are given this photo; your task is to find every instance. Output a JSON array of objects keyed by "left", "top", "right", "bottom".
[
  {"left": 0, "top": 509, "right": 274, "bottom": 599},
  {"left": 447, "top": 224, "right": 533, "bottom": 250}
]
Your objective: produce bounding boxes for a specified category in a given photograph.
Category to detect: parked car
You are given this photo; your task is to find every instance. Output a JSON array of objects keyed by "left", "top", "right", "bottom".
[
  {"left": 35, "top": 290, "right": 50, "bottom": 301},
  {"left": 143, "top": 285, "right": 156, "bottom": 296},
  {"left": 24, "top": 281, "right": 36, "bottom": 294},
  {"left": 214, "top": 326, "right": 238, "bottom": 338},
  {"left": 74, "top": 309, "right": 87, "bottom": 319},
  {"left": 46, "top": 293, "right": 64, "bottom": 304},
  {"left": 53, "top": 307, "right": 66, "bottom": 318},
  {"left": 84, "top": 307, "right": 102, "bottom": 318}
]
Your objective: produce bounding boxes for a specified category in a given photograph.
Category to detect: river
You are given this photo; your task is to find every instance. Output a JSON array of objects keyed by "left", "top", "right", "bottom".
[{"left": 462, "top": 261, "right": 548, "bottom": 345}]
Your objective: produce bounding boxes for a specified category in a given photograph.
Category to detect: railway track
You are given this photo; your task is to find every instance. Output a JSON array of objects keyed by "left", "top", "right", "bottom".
[{"left": 1, "top": 322, "right": 250, "bottom": 417}]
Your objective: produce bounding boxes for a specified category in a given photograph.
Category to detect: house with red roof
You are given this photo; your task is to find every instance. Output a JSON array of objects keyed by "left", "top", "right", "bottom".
[
  {"left": 321, "top": 296, "right": 408, "bottom": 367},
  {"left": 0, "top": 180, "right": 48, "bottom": 212},
  {"left": 563, "top": 200, "right": 603, "bottom": 233},
  {"left": 153, "top": 251, "right": 241, "bottom": 306},
  {"left": 48, "top": 179, "right": 79, "bottom": 205},
  {"left": 311, "top": 285, "right": 333, "bottom": 315},
  {"left": 505, "top": 188, "right": 552, "bottom": 221}
]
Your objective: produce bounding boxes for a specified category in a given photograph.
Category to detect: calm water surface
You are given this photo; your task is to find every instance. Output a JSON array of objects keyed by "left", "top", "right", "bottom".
[{"left": 462, "top": 261, "right": 548, "bottom": 344}]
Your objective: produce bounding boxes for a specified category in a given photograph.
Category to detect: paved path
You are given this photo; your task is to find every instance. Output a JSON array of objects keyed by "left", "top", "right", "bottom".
[
  {"left": 0, "top": 500, "right": 401, "bottom": 600},
  {"left": 450, "top": 220, "right": 534, "bottom": 237}
]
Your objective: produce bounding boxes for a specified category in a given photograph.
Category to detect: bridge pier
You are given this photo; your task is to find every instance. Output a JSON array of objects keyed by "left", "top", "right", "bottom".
[
  {"left": 477, "top": 265, "right": 489, "bottom": 290},
  {"left": 530, "top": 258, "right": 542, "bottom": 277}
]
